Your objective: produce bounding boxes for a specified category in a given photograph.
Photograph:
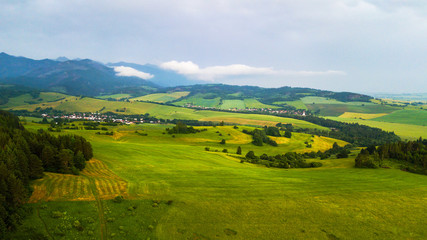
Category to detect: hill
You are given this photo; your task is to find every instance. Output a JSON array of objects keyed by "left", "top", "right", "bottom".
[
  {"left": 161, "top": 84, "right": 373, "bottom": 111},
  {"left": 0, "top": 53, "right": 158, "bottom": 96}
]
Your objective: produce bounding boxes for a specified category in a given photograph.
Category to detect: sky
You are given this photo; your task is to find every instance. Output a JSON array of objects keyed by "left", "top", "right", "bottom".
[{"left": 1, "top": 0, "right": 426, "bottom": 93}]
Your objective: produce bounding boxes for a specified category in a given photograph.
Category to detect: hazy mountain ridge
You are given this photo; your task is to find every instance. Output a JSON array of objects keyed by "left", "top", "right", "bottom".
[
  {"left": 0, "top": 53, "right": 158, "bottom": 96},
  {"left": 0, "top": 53, "right": 372, "bottom": 102}
]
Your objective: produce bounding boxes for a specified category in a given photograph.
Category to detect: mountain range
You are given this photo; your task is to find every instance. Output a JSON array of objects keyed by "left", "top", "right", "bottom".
[
  {"left": 0, "top": 52, "right": 199, "bottom": 96},
  {"left": 0, "top": 52, "right": 372, "bottom": 103}
]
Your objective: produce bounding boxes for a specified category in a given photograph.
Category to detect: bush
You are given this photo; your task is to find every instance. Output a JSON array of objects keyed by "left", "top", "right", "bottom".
[
  {"left": 112, "top": 195, "right": 124, "bottom": 203},
  {"left": 222, "top": 149, "right": 228, "bottom": 153},
  {"left": 220, "top": 139, "right": 226, "bottom": 144}
]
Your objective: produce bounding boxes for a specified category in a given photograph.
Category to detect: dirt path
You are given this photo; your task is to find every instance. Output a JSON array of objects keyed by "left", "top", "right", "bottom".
[
  {"left": 36, "top": 205, "right": 54, "bottom": 240},
  {"left": 86, "top": 176, "right": 107, "bottom": 240}
]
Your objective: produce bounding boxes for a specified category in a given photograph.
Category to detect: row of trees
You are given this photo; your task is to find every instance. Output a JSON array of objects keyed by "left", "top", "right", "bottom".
[
  {"left": 355, "top": 138, "right": 427, "bottom": 174},
  {"left": 166, "top": 122, "right": 207, "bottom": 134},
  {"left": 280, "top": 114, "right": 401, "bottom": 147},
  {"left": 0, "top": 110, "right": 93, "bottom": 237},
  {"left": 244, "top": 151, "right": 323, "bottom": 168}
]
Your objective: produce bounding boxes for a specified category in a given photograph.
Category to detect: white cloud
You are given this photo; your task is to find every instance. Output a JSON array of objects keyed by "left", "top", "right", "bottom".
[
  {"left": 113, "top": 66, "right": 154, "bottom": 80},
  {"left": 160, "top": 60, "right": 345, "bottom": 81}
]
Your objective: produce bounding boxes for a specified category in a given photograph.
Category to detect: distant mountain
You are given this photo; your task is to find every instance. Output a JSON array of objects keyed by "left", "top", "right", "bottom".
[
  {"left": 55, "top": 56, "right": 70, "bottom": 62},
  {"left": 0, "top": 53, "right": 158, "bottom": 96},
  {"left": 107, "top": 62, "right": 202, "bottom": 87}
]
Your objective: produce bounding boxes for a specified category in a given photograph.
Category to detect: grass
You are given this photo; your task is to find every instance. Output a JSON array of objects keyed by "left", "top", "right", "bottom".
[
  {"left": 8, "top": 96, "right": 328, "bottom": 130},
  {"left": 0, "top": 92, "right": 68, "bottom": 108},
  {"left": 243, "top": 98, "right": 278, "bottom": 109},
  {"left": 97, "top": 94, "right": 132, "bottom": 100},
  {"left": 130, "top": 91, "right": 190, "bottom": 103},
  {"left": 301, "top": 96, "right": 345, "bottom": 104},
  {"left": 14, "top": 122, "right": 427, "bottom": 239},
  {"left": 308, "top": 103, "right": 399, "bottom": 116},
  {"left": 371, "top": 109, "right": 427, "bottom": 126},
  {"left": 328, "top": 116, "right": 427, "bottom": 140},
  {"left": 274, "top": 100, "right": 308, "bottom": 110},
  {"left": 173, "top": 94, "right": 221, "bottom": 108},
  {"left": 220, "top": 99, "right": 246, "bottom": 110}
]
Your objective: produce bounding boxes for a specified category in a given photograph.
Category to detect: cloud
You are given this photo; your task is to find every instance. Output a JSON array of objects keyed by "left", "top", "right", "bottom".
[
  {"left": 113, "top": 66, "right": 154, "bottom": 80},
  {"left": 160, "top": 61, "right": 345, "bottom": 81}
]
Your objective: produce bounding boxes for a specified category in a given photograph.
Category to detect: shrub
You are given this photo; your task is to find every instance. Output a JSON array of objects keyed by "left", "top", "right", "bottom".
[
  {"left": 113, "top": 195, "right": 124, "bottom": 203},
  {"left": 222, "top": 149, "right": 228, "bottom": 153}
]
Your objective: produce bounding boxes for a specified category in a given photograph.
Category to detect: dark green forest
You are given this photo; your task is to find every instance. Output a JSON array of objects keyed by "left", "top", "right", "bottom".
[
  {"left": 0, "top": 110, "right": 92, "bottom": 237},
  {"left": 355, "top": 138, "right": 427, "bottom": 174}
]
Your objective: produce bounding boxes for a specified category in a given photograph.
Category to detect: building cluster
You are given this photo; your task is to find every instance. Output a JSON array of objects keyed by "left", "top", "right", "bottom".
[
  {"left": 182, "top": 104, "right": 307, "bottom": 116},
  {"left": 41, "top": 113, "right": 160, "bottom": 124}
]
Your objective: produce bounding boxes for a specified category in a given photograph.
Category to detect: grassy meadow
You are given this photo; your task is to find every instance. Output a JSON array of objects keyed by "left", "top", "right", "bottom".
[
  {"left": 10, "top": 121, "right": 427, "bottom": 240},
  {"left": 130, "top": 91, "right": 190, "bottom": 103},
  {"left": 328, "top": 117, "right": 427, "bottom": 140},
  {"left": 370, "top": 109, "right": 427, "bottom": 126}
]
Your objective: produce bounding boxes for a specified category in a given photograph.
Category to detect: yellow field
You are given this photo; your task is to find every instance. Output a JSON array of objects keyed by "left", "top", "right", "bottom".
[
  {"left": 28, "top": 159, "right": 128, "bottom": 203},
  {"left": 339, "top": 112, "right": 389, "bottom": 119}
]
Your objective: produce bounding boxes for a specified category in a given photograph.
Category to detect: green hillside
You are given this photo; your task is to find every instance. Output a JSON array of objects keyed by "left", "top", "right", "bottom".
[
  {"left": 371, "top": 109, "right": 427, "bottom": 126},
  {"left": 10, "top": 121, "right": 427, "bottom": 240}
]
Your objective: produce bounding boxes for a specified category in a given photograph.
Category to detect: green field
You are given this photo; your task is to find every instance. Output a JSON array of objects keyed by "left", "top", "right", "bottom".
[
  {"left": 219, "top": 99, "right": 246, "bottom": 109},
  {"left": 308, "top": 103, "right": 399, "bottom": 116},
  {"left": 131, "top": 91, "right": 190, "bottom": 103},
  {"left": 173, "top": 94, "right": 221, "bottom": 108},
  {"left": 328, "top": 117, "right": 427, "bottom": 140},
  {"left": 301, "top": 96, "right": 345, "bottom": 104},
  {"left": 0, "top": 92, "right": 68, "bottom": 108},
  {"left": 12, "top": 122, "right": 427, "bottom": 239},
  {"left": 274, "top": 100, "right": 308, "bottom": 110},
  {"left": 243, "top": 99, "right": 277, "bottom": 109},
  {"left": 371, "top": 109, "right": 427, "bottom": 126},
  {"left": 299, "top": 96, "right": 401, "bottom": 116},
  {"left": 97, "top": 94, "right": 132, "bottom": 100},
  {"left": 7, "top": 96, "right": 327, "bottom": 129}
]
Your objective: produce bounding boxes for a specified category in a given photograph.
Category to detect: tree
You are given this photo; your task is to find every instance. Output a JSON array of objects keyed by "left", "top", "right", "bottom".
[
  {"left": 236, "top": 146, "right": 242, "bottom": 155},
  {"left": 245, "top": 151, "right": 256, "bottom": 159},
  {"left": 41, "top": 145, "right": 55, "bottom": 171},
  {"left": 220, "top": 139, "right": 226, "bottom": 144},
  {"left": 57, "top": 149, "right": 74, "bottom": 173},
  {"left": 336, "top": 149, "right": 349, "bottom": 158},
  {"left": 28, "top": 154, "right": 44, "bottom": 179},
  {"left": 284, "top": 130, "right": 292, "bottom": 138},
  {"left": 73, "top": 151, "right": 86, "bottom": 171}
]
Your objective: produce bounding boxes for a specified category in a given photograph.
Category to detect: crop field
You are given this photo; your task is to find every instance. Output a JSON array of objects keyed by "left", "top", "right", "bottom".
[
  {"left": 243, "top": 99, "right": 278, "bottom": 109},
  {"left": 371, "top": 109, "right": 427, "bottom": 126},
  {"left": 29, "top": 158, "right": 128, "bottom": 203},
  {"left": 219, "top": 99, "right": 246, "bottom": 109},
  {"left": 274, "top": 100, "right": 308, "bottom": 110},
  {"left": 301, "top": 96, "right": 345, "bottom": 104},
  {"left": 307, "top": 103, "right": 399, "bottom": 116},
  {"left": 11, "top": 122, "right": 427, "bottom": 240},
  {"left": 328, "top": 117, "right": 427, "bottom": 140},
  {"left": 130, "top": 91, "right": 190, "bottom": 103},
  {"left": 97, "top": 94, "right": 132, "bottom": 100},
  {"left": 338, "top": 112, "right": 389, "bottom": 119},
  {"left": 173, "top": 94, "right": 221, "bottom": 107}
]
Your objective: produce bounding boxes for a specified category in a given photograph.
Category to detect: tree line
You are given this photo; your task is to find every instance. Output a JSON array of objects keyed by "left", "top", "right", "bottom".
[
  {"left": 355, "top": 138, "right": 427, "bottom": 174},
  {"left": 0, "top": 110, "right": 93, "bottom": 237}
]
